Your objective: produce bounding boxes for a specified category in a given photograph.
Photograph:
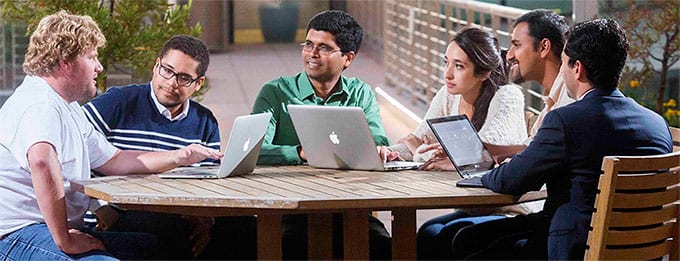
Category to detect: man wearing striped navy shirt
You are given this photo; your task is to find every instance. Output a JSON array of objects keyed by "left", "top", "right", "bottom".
[
  {"left": 82, "top": 35, "right": 255, "bottom": 259},
  {"left": 83, "top": 35, "right": 220, "bottom": 167}
]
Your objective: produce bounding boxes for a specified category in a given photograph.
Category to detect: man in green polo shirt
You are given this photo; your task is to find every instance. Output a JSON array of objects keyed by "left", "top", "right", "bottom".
[
  {"left": 252, "top": 10, "right": 389, "bottom": 166},
  {"left": 251, "top": 10, "right": 391, "bottom": 259}
]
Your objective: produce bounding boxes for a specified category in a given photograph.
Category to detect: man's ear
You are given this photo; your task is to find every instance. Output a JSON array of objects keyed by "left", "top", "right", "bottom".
[
  {"left": 54, "top": 59, "right": 71, "bottom": 75},
  {"left": 342, "top": 51, "right": 356, "bottom": 70},
  {"left": 574, "top": 60, "right": 587, "bottom": 82},
  {"left": 58, "top": 59, "right": 69, "bottom": 69},
  {"left": 539, "top": 38, "right": 552, "bottom": 59},
  {"left": 195, "top": 77, "right": 206, "bottom": 91}
]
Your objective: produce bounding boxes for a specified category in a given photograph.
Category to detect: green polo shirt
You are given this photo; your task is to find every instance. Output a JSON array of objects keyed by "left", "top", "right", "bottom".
[{"left": 251, "top": 71, "right": 390, "bottom": 165}]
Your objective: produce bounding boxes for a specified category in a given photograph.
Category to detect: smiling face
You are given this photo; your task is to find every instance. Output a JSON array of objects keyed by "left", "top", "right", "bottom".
[
  {"left": 302, "top": 29, "right": 353, "bottom": 88},
  {"left": 64, "top": 49, "right": 102, "bottom": 102},
  {"left": 152, "top": 49, "right": 204, "bottom": 114},
  {"left": 443, "top": 42, "right": 487, "bottom": 97},
  {"left": 507, "top": 22, "right": 542, "bottom": 84}
]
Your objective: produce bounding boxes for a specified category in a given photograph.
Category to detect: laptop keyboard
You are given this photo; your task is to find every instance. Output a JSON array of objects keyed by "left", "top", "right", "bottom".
[{"left": 384, "top": 161, "right": 423, "bottom": 170}]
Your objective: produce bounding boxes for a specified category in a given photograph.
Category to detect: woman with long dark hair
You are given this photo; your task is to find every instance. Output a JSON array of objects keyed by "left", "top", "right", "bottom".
[{"left": 386, "top": 27, "right": 526, "bottom": 168}]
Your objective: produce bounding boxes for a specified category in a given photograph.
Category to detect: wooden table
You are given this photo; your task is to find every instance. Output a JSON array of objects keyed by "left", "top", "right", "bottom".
[{"left": 72, "top": 165, "right": 545, "bottom": 260}]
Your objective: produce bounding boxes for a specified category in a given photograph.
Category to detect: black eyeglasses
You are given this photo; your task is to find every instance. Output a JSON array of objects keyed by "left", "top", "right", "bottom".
[
  {"left": 300, "top": 41, "right": 342, "bottom": 56},
  {"left": 156, "top": 62, "right": 200, "bottom": 87}
]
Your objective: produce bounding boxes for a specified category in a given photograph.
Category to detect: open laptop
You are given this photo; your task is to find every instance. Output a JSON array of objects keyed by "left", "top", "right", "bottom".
[
  {"left": 288, "top": 105, "right": 422, "bottom": 171},
  {"left": 158, "top": 112, "right": 271, "bottom": 179},
  {"left": 427, "top": 115, "right": 495, "bottom": 187}
]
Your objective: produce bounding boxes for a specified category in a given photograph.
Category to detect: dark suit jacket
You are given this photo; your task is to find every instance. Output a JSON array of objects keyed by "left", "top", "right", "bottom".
[{"left": 481, "top": 88, "right": 672, "bottom": 259}]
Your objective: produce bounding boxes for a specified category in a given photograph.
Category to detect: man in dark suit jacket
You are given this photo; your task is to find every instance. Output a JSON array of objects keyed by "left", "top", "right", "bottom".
[{"left": 452, "top": 19, "right": 673, "bottom": 260}]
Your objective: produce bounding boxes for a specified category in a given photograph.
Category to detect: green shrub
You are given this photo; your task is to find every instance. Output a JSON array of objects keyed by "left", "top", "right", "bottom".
[{"left": 0, "top": 0, "right": 208, "bottom": 99}]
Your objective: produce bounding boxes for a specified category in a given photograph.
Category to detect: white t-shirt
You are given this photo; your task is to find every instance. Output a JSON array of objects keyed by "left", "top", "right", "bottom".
[
  {"left": 0, "top": 76, "right": 117, "bottom": 237},
  {"left": 412, "top": 84, "right": 527, "bottom": 161}
]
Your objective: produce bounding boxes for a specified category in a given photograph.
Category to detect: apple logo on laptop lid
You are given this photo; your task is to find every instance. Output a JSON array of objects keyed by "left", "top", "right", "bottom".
[
  {"left": 242, "top": 138, "right": 251, "bottom": 152},
  {"left": 329, "top": 131, "right": 340, "bottom": 144}
]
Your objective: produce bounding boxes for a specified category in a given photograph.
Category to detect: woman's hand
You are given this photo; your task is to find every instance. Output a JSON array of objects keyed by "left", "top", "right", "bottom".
[
  {"left": 417, "top": 137, "right": 456, "bottom": 170},
  {"left": 416, "top": 141, "right": 445, "bottom": 158},
  {"left": 419, "top": 156, "right": 456, "bottom": 171}
]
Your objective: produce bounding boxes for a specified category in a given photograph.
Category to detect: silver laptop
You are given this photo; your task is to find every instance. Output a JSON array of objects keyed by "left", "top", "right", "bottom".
[
  {"left": 288, "top": 105, "right": 422, "bottom": 171},
  {"left": 427, "top": 115, "right": 495, "bottom": 187},
  {"left": 158, "top": 112, "right": 272, "bottom": 179}
]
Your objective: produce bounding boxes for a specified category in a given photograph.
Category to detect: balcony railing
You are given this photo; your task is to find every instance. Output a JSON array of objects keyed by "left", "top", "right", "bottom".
[{"left": 349, "top": 0, "right": 542, "bottom": 115}]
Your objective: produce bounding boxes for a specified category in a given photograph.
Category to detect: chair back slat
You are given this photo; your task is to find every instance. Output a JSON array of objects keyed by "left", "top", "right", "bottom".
[
  {"left": 611, "top": 187, "right": 679, "bottom": 209},
  {"left": 600, "top": 240, "right": 673, "bottom": 260},
  {"left": 609, "top": 205, "right": 677, "bottom": 227},
  {"left": 585, "top": 151, "right": 680, "bottom": 261},
  {"left": 606, "top": 222, "right": 675, "bottom": 245},
  {"left": 604, "top": 153, "right": 680, "bottom": 171},
  {"left": 614, "top": 170, "right": 678, "bottom": 190}
]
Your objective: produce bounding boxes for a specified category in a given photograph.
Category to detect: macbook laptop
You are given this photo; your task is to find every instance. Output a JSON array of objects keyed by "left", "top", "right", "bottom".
[
  {"left": 288, "top": 105, "right": 422, "bottom": 171},
  {"left": 158, "top": 112, "right": 272, "bottom": 179},
  {"left": 427, "top": 115, "right": 495, "bottom": 187}
]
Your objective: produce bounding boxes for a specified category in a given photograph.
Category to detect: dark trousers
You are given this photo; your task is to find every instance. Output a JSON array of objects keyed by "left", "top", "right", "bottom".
[
  {"left": 282, "top": 213, "right": 392, "bottom": 260},
  {"left": 199, "top": 216, "right": 258, "bottom": 259},
  {"left": 418, "top": 212, "right": 549, "bottom": 260},
  {"left": 109, "top": 210, "right": 192, "bottom": 259},
  {"left": 110, "top": 210, "right": 257, "bottom": 259},
  {"left": 450, "top": 213, "right": 549, "bottom": 260}
]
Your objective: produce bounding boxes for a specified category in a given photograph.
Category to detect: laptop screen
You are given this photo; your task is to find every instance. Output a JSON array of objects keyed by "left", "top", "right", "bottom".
[{"left": 427, "top": 115, "right": 494, "bottom": 171}]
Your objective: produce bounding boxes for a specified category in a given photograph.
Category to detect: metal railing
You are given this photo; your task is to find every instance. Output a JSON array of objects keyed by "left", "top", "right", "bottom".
[
  {"left": 384, "top": 0, "right": 528, "bottom": 109},
  {"left": 348, "top": 0, "right": 542, "bottom": 114},
  {"left": 0, "top": 21, "right": 27, "bottom": 106}
]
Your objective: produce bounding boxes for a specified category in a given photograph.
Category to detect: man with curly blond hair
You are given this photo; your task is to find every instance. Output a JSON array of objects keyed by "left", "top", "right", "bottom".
[{"left": 0, "top": 11, "right": 222, "bottom": 260}]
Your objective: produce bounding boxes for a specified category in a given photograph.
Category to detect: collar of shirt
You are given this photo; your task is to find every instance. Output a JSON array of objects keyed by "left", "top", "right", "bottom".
[
  {"left": 577, "top": 88, "right": 596, "bottom": 101},
  {"left": 149, "top": 82, "right": 190, "bottom": 121},
  {"left": 296, "top": 71, "right": 349, "bottom": 103},
  {"left": 548, "top": 71, "right": 566, "bottom": 101},
  {"left": 541, "top": 71, "right": 572, "bottom": 111}
]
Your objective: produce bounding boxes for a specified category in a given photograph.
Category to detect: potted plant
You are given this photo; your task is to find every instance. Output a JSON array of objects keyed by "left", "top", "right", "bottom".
[{"left": 258, "top": 0, "right": 299, "bottom": 43}]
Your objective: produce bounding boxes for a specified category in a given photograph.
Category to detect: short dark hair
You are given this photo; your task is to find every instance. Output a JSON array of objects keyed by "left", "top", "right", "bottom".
[
  {"left": 306, "top": 10, "right": 362, "bottom": 54},
  {"left": 513, "top": 9, "right": 568, "bottom": 59},
  {"left": 158, "top": 35, "right": 210, "bottom": 77},
  {"left": 564, "top": 19, "right": 628, "bottom": 92}
]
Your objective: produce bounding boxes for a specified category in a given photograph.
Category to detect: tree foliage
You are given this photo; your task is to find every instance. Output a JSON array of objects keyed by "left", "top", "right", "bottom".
[
  {"left": 0, "top": 0, "right": 206, "bottom": 98},
  {"left": 615, "top": 0, "right": 679, "bottom": 113}
]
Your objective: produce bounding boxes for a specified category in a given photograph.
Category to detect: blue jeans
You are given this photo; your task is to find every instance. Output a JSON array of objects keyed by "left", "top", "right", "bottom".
[{"left": 0, "top": 223, "right": 159, "bottom": 260}]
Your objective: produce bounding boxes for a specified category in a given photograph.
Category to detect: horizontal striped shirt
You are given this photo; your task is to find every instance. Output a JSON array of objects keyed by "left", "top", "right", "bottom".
[{"left": 83, "top": 83, "right": 220, "bottom": 166}]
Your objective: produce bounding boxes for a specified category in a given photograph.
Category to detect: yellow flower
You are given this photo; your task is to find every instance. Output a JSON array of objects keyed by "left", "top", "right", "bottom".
[
  {"left": 663, "top": 98, "right": 677, "bottom": 108},
  {"left": 665, "top": 109, "right": 680, "bottom": 118},
  {"left": 629, "top": 79, "right": 640, "bottom": 88}
]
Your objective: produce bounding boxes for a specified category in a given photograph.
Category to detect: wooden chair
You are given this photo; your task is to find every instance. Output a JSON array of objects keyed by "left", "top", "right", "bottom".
[
  {"left": 585, "top": 151, "right": 680, "bottom": 260},
  {"left": 670, "top": 127, "right": 680, "bottom": 152}
]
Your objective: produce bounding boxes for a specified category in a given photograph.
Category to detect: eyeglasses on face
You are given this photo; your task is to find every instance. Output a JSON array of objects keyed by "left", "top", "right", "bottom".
[
  {"left": 300, "top": 41, "right": 342, "bottom": 56},
  {"left": 156, "top": 62, "right": 200, "bottom": 87}
]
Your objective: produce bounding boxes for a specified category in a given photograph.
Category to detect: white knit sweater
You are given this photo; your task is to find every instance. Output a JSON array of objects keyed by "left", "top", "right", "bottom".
[{"left": 410, "top": 84, "right": 527, "bottom": 162}]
